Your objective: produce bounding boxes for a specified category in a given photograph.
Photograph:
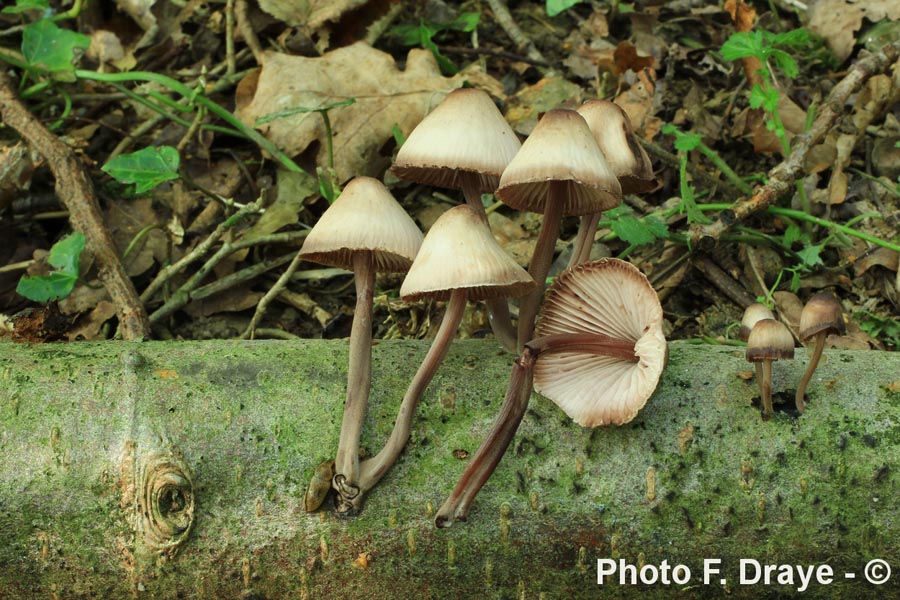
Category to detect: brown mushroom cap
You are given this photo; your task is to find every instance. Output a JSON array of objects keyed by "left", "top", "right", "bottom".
[
  {"left": 739, "top": 303, "right": 775, "bottom": 341},
  {"left": 799, "top": 293, "right": 846, "bottom": 342},
  {"left": 532, "top": 258, "right": 666, "bottom": 427},
  {"left": 400, "top": 205, "right": 536, "bottom": 302},
  {"left": 496, "top": 109, "right": 622, "bottom": 217},
  {"left": 746, "top": 319, "right": 795, "bottom": 362},
  {"left": 299, "top": 176, "right": 423, "bottom": 272},
  {"left": 392, "top": 88, "right": 522, "bottom": 193},
  {"left": 576, "top": 100, "right": 656, "bottom": 194}
]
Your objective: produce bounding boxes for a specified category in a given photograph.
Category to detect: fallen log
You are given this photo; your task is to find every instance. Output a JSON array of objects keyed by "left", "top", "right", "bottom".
[{"left": 1, "top": 339, "right": 899, "bottom": 598}]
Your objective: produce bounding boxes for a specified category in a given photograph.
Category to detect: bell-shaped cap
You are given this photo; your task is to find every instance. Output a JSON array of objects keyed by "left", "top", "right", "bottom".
[
  {"left": 532, "top": 258, "right": 666, "bottom": 427},
  {"left": 746, "top": 319, "right": 795, "bottom": 362},
  {"left": 392, "top": 88, "right": 522, "bottom": 193},
  {"left": 400, "top": 205, "right": 536, "bottom": 302},
  {"left": 497, "top": 109, "right": 622, "bottom": 217},
  {"left": 576, "top": 100, "right": 656, "bottom": 194},
  {"left": 299, "top": 176, "right": 423, "bottom": 273},
  {"left": 799, "top": 293, "right": 846, "bottom": 342},
  {"left": 739, "top": 303, "right": 775, "bottom": 341}
]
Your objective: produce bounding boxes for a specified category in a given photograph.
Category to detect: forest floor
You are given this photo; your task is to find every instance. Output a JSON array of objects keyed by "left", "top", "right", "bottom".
[{"left": 0, "top": 0, "right": 898, "bottom": 351}]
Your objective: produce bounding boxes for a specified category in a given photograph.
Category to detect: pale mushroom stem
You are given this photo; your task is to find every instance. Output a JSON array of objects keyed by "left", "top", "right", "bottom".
[
  {"left": 517, "top": 181, "right": 566, "bottom": 351},
  {"left": 760, "top": 360, "right": 774, "bottom": 420},
  {"left": 795, "top": 331, "right": 826, "bottom": 413},
  {"left": 358, "top": 288, "right": 468, "bottom": 492},
  {"left": 333, "top": 251, "right": 375, "bottom": 511},
  {"left": 568, "top": 212, "right": 601, "bottom": 268},
  {"left": 435, "top": 349, "right": 536, "bottom": 527},
  {"left": 461, "top": 176, "right": 517, "bottom": 353}
]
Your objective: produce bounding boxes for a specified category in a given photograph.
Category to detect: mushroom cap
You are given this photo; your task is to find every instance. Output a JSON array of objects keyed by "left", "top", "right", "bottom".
[
  {"left": 400, "top": 205, "right": 536, "bottom": 302},
  {"left": 299, "top": 176, "right": 423, "bottom": 273},
  {"left": 576, "top": 100, "right": 656, "bottom": 194},
  {"left": 739, "top": 303, "right": 775, "bottom": 341},
  {"left": 746, "top": 319, "right": 795, "bottom": 362},
  {"left": 392, "top": 88, "right": 522, "bottom": 193},
  {"left": 799, "top": 293, "right": 846, "bottom": 341},
  {"left": 496, "top": 109, "right": 622, "bottom": 217},
  {"left": 532, "top": 258, "right": 666, "bottom": 427}
]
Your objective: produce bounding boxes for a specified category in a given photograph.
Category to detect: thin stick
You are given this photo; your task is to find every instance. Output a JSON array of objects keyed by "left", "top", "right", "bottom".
[
  {"left": 243, "top": 249, "right": 306, "bottom": 339},
  {"left": 0, "top": 72, "right": 150, "bottom": 339},
  {"left": 485, "top": 0, "right": 548, "bottom": 66},
  {"left": 358, "top": 288, "right": 468, "bottom": 492}
]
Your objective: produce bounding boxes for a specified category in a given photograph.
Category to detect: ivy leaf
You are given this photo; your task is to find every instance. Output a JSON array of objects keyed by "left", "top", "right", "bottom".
[
  {"left": 101, "top": 146, "right": 180, "bottom": 194},
  {"left": 21, "top": 18, "right": 90, "bottom": 78},
  {"left": 546, "top": 0, "right": 581, "bottom": 17},
  {"left": 16, "top": 232, "right": 85, "bottom": 302},
  {"left": 3, "top": 0, "right": 50, "bottom": 15}
]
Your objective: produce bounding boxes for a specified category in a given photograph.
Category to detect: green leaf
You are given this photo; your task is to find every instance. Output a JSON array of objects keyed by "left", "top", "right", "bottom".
[
  {"left": 3, "top": 0, "right": 50, "bottom": 15},
  {"left": 796, "top": 243, "right": 825, "bottom": 268},
  {"left": 782, "top": 224, "right": 801, "bottom": 247},
  {"left": 673, "top": 131, "right": 702, "bottom": 152},
  {"left": 391, "top": 23, "right": 424, "bottom": 47},
  {"left": 47, "top": 230, "right": 85, "bottom": 273},
  {"left": 101, "top": 146, "right": 180, "bottom": 194},
  {"left": 392, "top": 123, "right": 407, "bottom": 147},
  {"left": 749, "top": 84, "right": 779, "bottom": 113},
  {"left": 546, "top": 0, "right": 581, "bottom": 17},
  {"left": 450, "top": 12, "right": 480, "bottom": 32},
  {"left": 611, "top": 214, "right": 655, "bottom": 246},
  {"left": 772, "top": 28, "right": 810, "bottom": 48},
  {"left": 16, "top": 232, "right": 86, "bottom": 302},
  {"left": 720, "top": 31, "right": 763, "bottom": 62},
  {"left": 769, "top": 49, "right": 799, "bottom": 78},
  {"left": 21, "top": 18, "right": 90, "bottom": 77},
  {"left": 643, "top": 215, "right": 669, "bottom": 239}
]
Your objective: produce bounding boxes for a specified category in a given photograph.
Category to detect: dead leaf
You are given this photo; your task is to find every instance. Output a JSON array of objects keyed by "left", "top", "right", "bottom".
[
  {"left": 352, "top": 551, "right": 371, "bottom": 569},
  {"left": 614, "top": 41, "right": 655, "bottom": 74},
  {"left": 725, "top": 0, "right": 763, "bottom": 86},
  {"left": 115, "top": 0, "right": 158, "bottom": 49},
  {"left": 106, "top": 198, "right": 170, "bottom": 278},
  {"left": 66, "top": 301, "right": 117, "bottom": 341},
  {"left": 243, "top": 167, "right": 319, "bottom": 241},
  {"left": 235, "top": 44, "right": 504, "bottom": 183},
  {"left": 258, "top": 0, "right": 368, "bottom": 29},
  {"left": 809, "top": 0, "right": 900, "bottom": 62},
  {"left": 506, "top": 76, "right": 584, "bottom": 135},
  {"left": 614, "top": 69, "right": 660, "bottom": 140},
  {"left": 854, "top": 247, "right": 899, "bottom": 276}
]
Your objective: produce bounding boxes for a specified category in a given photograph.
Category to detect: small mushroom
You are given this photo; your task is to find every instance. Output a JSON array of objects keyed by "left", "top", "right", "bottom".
[
  {"left": 435, "top": 258, "right": 665, "bottom": 526},
  {"left": 392, "top": 87, "right": 523, "bottom": 351},
  {"left": 497, "top": 108, "right": 621, "bottom": 351},
  {"left": 356, "top": 205, "right": 534, "bottom": 500},
  {"left": 570, "top": 100, "right": 656, "bottom": 266},
  {"left": 299, "top": 176, "right": 423, "bottom": 513},
  {"left": 795, "top": 293, "right": 845, "bottom": 412},
  {"left": 745, "top": 319, "right": 794, "bottom": 420},
  {"left": 739, "top": 303, "right": 775, "bottom": 341}
]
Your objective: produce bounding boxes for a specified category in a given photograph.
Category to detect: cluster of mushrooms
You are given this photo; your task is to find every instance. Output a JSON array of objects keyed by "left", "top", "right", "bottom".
[
  {"left": 298, "top": 88, "right": 668, "bottom": 524},
  {"left": 741, "top": 293, "right": 846, "bottom": 419}
]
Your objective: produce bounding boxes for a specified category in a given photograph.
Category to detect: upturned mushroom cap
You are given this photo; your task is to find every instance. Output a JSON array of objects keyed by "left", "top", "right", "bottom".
[
  {"left": 746, "top": 319, "right": 795, "bottom": 362},
  {"left": 532, "top": 258, "right": 666, "bottom": 427},
  {"left": 576, "top": 100, "right": 656, "bottom": 194},
  {"left": 739, "top": 303, "right": 776, "bottom": 341},
  {"left": 496, "top": 109, "right": 622, "bottom": 217},
  {"left": 299, "top": 176, "right": 423, "bottom": 272},
  {"left": 400, "top": 205, "right": 536, "bottom": 302},
  {"left": 392, "top": 88, "right": 522, "bottom": 193},
  {"left": 799, "top": 293, "right": 846, "bottom": 342}
]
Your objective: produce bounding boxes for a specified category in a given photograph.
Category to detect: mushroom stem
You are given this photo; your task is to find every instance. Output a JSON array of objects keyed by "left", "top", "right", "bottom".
[
  {"left": 795, "top": 331, "right": 826, "bottom": 413},
  {"left": 517, "top": 181, "right": 566, "bottom": 351},
  {"left": 568, "top": 212, "right": 601, "bottom": 268},
  {"left": 333, "top": 251, "right": 375, "bottom": 512},
  {"left": 461, "top": 176, "right": 517, "bottom": 353},
  {"left": 527, "top": 332, "right": 638, "bottom": 362},
  {"left": 435, "top": 348, "right": 536, "bottom": 527},
  {"left": 760, "top": 360, "right": 774, "bottom": 420},
  {"left": 358, "top": 288, "right": 469, "bottom": 492}
]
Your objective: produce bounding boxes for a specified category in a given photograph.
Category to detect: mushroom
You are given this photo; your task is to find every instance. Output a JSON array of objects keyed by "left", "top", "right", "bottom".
[
  {"left": 569, "top": 100, "right": 656, "bottom": 266},
  {"left": 795, "top": 293, "right": 845, "bottom": 413},
  {"left": 435, "top": 258, "right": 665, "bottom": 526},
  {"left": 739, "top": 302, "right": 775, "bottom": 341},
  {"left": 392, "top": 87, "right": 523, "bottom": 351},
  {"left": 356, "top": 205, "right": 534, "bottom": 500},
  {"left": 745, "top": 318, "right": 794, "bottom": 420},
  {"left": 299, "top": 176, "right": 423, "bottom": 513},
  {"left": 496, "top": 108, "right": 622, "bottom": 351}
]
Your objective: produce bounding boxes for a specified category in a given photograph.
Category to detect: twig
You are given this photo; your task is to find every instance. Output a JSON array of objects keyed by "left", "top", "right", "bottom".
[
  {"left": 191, "top": 251, "right": 296, "bottom": 302},
  {"left": 640, "top": 139, "right": 746, "bottom": 200},
  {"left": 0, "top": 71, "right": 150, "bottom": 339},
  {"left": 485, "top": 0, "right": 548, "bottom": 66},
  {"left": 236, "top": 0, "right": 265, "bottom": 66},
  {"left": 692, "top": 255, "right": 757, "bottom": 309},
  {"left": 242, "top": 249, "right": 306, "bottom": 339},
  {"left": 225, "top": 0, "right": 237, "bottom": 77},
  {"left": 439, "top": 45, "right": 550, "bottom": 68},
  {"left": 690, "top": 40, "right": 900, "bottom": 245}
]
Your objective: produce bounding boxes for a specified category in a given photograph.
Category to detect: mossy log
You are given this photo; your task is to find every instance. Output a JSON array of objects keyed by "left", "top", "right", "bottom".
[{"left": 1, "top": 339, "right": 899, "bottom": 599}]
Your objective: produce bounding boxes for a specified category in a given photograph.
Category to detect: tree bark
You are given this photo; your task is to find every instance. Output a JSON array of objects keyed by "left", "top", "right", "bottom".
[{"left": 1, "top": 339, "right": 899, "bottom": 598}]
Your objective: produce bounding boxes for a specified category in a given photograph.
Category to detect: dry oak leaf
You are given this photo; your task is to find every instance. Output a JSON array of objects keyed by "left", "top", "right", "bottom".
[
  {"left": 235, "top": 43, "right": 505, "bottom": 183},
  {"left": 258, "top": 0, "right": 367, "bottom": 29},
  {"left": 809, "top": 0, "right": 900, "bottom": 62}
]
